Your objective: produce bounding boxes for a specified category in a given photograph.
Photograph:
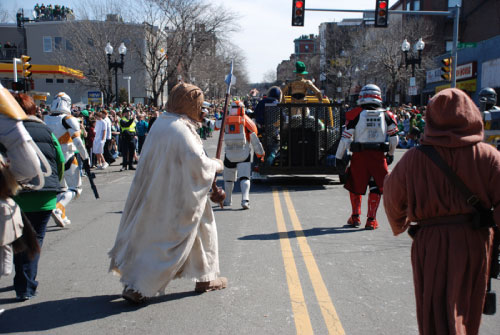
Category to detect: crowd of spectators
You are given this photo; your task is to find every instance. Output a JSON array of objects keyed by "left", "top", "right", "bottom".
[
  {"left": 389, "top": 104, "right": 426, "bottom": 149},
  {"left": 34, "top": 103, "right": 162, "bottom": 172},
  {"left": 34, "top": 4, "right": 73, "bottom": 21}
]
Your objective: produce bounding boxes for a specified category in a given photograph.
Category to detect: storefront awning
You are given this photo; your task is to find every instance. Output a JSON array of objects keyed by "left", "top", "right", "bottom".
[{"left": 0, "top": 64, "right": 85, "bottom": 80}]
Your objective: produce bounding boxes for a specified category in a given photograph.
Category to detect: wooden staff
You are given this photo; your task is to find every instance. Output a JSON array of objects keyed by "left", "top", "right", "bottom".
[{"left": 210, "top": 61, "right": 235, "bottom": 208}]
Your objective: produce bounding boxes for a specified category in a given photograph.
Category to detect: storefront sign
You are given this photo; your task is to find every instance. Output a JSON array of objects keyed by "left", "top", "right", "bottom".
[
  {"left": 435, "top": 78, "right": 477, "bottom": 93},
  {"left": 455, "top": 62, "right": 476, "bottom": 81}
]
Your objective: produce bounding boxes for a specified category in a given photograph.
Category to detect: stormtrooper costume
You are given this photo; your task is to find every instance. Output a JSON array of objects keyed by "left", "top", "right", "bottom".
[
  {"left": 217, "top": 101, "right": 264, "bottom": 209},
  {"left": 335, "top": 84, "right": 398, "bottom": 230},
  {"left": 44, "top": 93, "right": 89, "bottom": 227}
]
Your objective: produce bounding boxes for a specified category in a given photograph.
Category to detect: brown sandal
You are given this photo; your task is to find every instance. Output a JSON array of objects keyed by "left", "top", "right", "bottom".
[{"left": 195, "top": 277, "right": 228, "bottom": 293}]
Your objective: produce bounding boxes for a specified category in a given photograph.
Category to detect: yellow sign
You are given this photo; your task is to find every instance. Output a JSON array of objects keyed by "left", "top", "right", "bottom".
[
  {"left": 32, "top": 95, "right": 47, "bottom": 101},
  {"left": 435, "top": 78, "right": 477, "bottom": 93}
]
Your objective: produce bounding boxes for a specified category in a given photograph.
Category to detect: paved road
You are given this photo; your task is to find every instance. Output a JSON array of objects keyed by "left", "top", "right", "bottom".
[{"left": 1, "top": 133, "right": 498, "bottom": 334}]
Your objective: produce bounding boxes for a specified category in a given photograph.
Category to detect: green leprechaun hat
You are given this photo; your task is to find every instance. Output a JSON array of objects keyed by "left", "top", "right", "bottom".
[{"left": 294, "top": 61, "right": 308, "bottom": 74}]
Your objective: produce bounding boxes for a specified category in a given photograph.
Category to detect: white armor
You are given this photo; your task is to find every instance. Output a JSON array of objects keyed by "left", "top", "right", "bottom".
[
  {"left": 45, "top": 93, "right": 89, "bottom": 227},
  {"left": 222, "top": 101, "right": 264, "bottom": 209},
  {"left": 336, "top": 108, "right": 398, "bottom": 159},
  {"left": 0, "top": 83, "right": 46, "bottom": 187}
]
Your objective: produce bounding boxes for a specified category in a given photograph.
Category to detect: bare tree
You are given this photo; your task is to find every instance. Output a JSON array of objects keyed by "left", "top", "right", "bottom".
[
  {"left": 152, "top": 0, "right": 239, "bottom": 96},
  {"left": 53, "top": 0, "right": 142, "bottom": 104},
  {"left": 323, "top": 17, "right": 437, "bottom": 105},
  {"left": 356, "top": 16, "right": 438, "bottom": 104},
  {"left": 262, "top": 69, "right": 277, "bottom": 84}
]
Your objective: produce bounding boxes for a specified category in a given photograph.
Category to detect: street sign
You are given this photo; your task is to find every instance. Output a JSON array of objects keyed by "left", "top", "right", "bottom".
[
  {"left": 408, "top": 86, "right": 418, "bottom": 96},
  {"left": 457, "top": 42, "right": 477, "bottom": 49},
  {"left": 88, "top": 91, "right": 103, "bottom": 104},
  {"left": 409, "top": 77, "right": 416, "bottom": 86}
]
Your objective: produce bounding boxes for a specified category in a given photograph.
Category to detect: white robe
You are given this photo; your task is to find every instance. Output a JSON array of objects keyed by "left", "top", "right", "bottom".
[{"left": 108, "top": 112, "right": 222, "bottom": 297}]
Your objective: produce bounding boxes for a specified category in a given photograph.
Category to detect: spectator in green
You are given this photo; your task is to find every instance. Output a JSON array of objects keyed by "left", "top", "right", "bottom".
[{"left": 12, "top": 93, "right": 65, "bottom": 301}]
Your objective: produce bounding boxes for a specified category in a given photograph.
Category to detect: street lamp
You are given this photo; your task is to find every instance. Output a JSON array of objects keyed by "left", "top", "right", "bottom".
[
  {"left": 402, "top": 37, "right": 425, "bottom": 77},
  {"left": 336, "top": 71, "right": 343, "bottom": 101},
  {"left": 105, "top": 42, "right": 127, "bottom": 106},
  {"left": 123, "top": 76, "right": 131, "bottom": 104}
]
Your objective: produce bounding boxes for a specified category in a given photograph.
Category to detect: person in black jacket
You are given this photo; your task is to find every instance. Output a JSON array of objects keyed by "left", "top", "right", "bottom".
[{"left": 12, "top": 93, "right": 65, "bottom": 301}]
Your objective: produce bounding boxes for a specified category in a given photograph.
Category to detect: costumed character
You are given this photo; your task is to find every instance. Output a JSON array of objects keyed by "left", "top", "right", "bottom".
[
  {"left": 283, "top": 61, "right": 322, "bottom": 117},
  {"left": 216, "top": 101, "right": 265, "bottom": 209},
  {"left": 109, "top": 82, "right": 227, "bottom": 304},
  {"left": 478, "top": 87, "right": 500, "bottom": 149},
  {"left": 383, "top": 88, "right": 500, "bottom": 334},
  {"left": 0, "top": 83, "right": 45, "bottom": 185},
  {"left": 335, "top": 84, "right": 398, "bottom": 230},
  {"left": 44, "top": 92, "right": 89, "bottom": 227},
  {"left": 253, "top": 87, "right": 282, "bottom": 166}
]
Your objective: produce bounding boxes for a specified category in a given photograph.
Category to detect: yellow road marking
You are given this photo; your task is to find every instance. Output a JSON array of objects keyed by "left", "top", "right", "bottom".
[
  {"left": 273, "top": 189, "right": 314, "bottom": 335},
  {"left": 283, "top": 190, "right": 346, "bottom": 335}
]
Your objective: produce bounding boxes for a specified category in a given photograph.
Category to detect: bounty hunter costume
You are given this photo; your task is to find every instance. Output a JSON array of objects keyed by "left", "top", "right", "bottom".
[
  {"left": 283, "top": 61, "right": 322, "bottom": 116},
  {"left": 218, "top": 101, "right": 264, "bottom": 209},
  {"left": 44, "top": 92, "right": 89, "bottom": 227},
  {"left": 335, "top": 84, "right": 398, "bottom": 230},
  {"left": 478, "top": 87, "right": 500, "bottom": 149}
]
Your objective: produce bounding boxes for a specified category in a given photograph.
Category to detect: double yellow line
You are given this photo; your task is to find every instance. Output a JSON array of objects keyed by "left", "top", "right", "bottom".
[{"left": 273, "top": 189, "right": 345, "bottom": 335}]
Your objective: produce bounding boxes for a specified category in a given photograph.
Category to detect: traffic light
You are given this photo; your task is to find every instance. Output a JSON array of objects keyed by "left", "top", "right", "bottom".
[
  {"left": 441, "top": 58, "right": 452, "bottom": 81},
  {"left": 292, "top": 0, "right": 305, "bottom": 27},
  {"left": 21, "top": 55, "right": 32, "bottom": 78},
  {"left": 374, "top": 0, "right": 388, "bottom": 27}
]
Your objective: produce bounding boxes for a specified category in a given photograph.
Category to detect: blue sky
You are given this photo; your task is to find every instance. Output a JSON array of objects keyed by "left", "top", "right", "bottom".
[{"left": 10, "top": 0, "right": 376, "bottom": 82}]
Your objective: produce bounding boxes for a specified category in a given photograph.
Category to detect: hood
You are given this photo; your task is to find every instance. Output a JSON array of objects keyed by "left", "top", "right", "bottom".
[
  {"left": 421, "top": 88, "right": 483, "bottom": 148},
  {"left": 167, "top": 83, "right": 204, "bottom": 122}
]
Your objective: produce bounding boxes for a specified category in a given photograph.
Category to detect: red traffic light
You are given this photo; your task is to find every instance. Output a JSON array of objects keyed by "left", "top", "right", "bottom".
[
  {"left": 379, "top": 1, "right": 387, "bottom": 9},
  {"left": 292, "top": 0, "right": 306, "bottom": 27}
]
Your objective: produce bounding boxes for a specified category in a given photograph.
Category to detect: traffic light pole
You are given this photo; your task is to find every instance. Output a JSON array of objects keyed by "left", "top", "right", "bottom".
[{"left": 305, "top": 6, "right": 461, "bottom": 88}]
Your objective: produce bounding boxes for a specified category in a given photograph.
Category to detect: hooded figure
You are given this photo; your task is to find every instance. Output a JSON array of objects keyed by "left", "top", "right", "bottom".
[
  {"left": 383, "top": 88, "right": 500, "bottom": 334},
  {"left": 108, "top": 83, "right": 226, "bottom": 304}
]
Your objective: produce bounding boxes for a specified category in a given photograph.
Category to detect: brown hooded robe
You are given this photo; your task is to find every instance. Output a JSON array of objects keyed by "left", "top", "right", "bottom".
[{"left": 383, "top": 88, "right": 500, "bottom": 334}]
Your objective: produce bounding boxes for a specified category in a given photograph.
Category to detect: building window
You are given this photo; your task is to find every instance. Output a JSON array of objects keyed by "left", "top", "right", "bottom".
[
  {"left": 305, "top": 45, "right": 309, "bottom": 52},
  {"left": 46, "top": 78, "right": 53, "bottom": 83},
  {"left": 43, "top": 36, "right": 52, "bottom": 52},
  {"left": 413, "top": 1, "right": 420, "bottom": 11},
  {"left": 66, "top": 40, "right": 73, "bottom": 51},
  {"left": 56, "top": 79, "right": 64, "bottom": 83},
  {"left": 68, "top": 79, "right": 75, "bottom": 83},
  {"left": 54, "top": 37, "right": 62, "bottom": 50}
]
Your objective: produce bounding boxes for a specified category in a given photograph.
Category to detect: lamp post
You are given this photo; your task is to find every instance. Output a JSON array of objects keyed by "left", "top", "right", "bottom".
[
  {"left": 123, "top": 76, "right": 131, "bottom": 104},
  {"left": 336, "top": 71, "right": 342, "bottom": 102},
  {"left": 105, "top": 42, "right": 127, "bottom": 106},
  {"left": 401, "top": 38, "right": 425, "bottom": 77}
]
